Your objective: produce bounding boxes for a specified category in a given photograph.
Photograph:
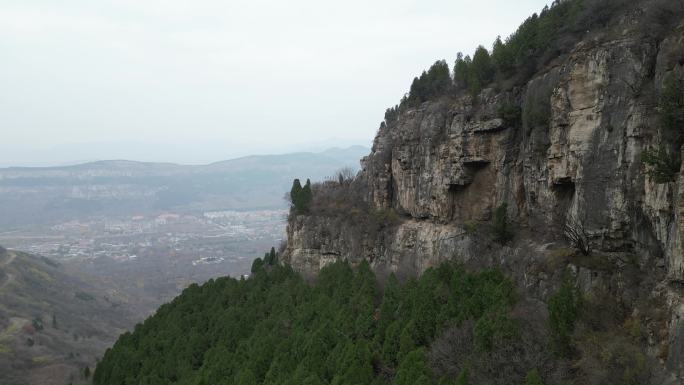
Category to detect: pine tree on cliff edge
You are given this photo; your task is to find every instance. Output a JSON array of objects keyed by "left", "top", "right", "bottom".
[
  {"left": 290, "top": 178, "right": 312, "bottom": 214},
  {"left": 290, "top": 178, "right": 303, "bottom": 213}
]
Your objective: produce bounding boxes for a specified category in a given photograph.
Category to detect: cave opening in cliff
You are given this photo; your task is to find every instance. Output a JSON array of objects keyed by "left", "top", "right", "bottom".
[
  {"left": 551, "top": 180, "right": 576, "bottom": 234},
  {"left": 448, "top": 184, "right": 464, "bottom": 220},
  {"left": 552, "top": 179, "right": 575, "bottom": 200}
]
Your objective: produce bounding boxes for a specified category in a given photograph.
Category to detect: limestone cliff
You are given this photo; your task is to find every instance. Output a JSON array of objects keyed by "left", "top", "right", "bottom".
[{"left": 283, "top": 5, "right": 684, "bottom": 384}]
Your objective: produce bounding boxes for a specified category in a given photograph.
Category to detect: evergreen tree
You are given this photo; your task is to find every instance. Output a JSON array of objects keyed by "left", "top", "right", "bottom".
[
  {"left": 454, "top": 53, "right": 471, "bottom": 90},
  {"left": 643, "top": 73, "right": 684, "bottom": 183},
  {"left": 235, "top": 368, "right": 258, "bottom": 385},
  {"left": 381, "top": 320, "right": 402, "bottom": 366},
  {"left": 548, "top": 278, "right": 580, "bottom": 357},
  {"left": 660, "top": 73, "right": 684, "bottom": 137},
  {"left": 491, "top": 203, "right": 513, "bottom": 243},
  {"left": 391, "top": 0, "right": 625, "bottom": 115},
  {"left": 524, "top": 369, "right": 544, "bottom": 385},
  {"left": 251, "top": 258, "right": 264, "bottom": 274},
  {"left": 426, "top": 60, "right": 451, "bottom": 95},
  {"left": 491, "top": 36, "right": 514, "bottom": 77},
  {"left": 469, "top": 45, "right": 493, "bottom": 96},
  {"left": 408, "top": 75, "right": 424, "bottom": 104},
  {"left": 377, "top": 273, "right": 400, "bottom": 337},
  {"left": 94, "top": 260, "right": 517, "bottom": 385},
  {"left": 398, "top": 322, "right": 417, "bottom": 362},
  {"left": 290, "top": 178, "right": 312, "bottom": 214},
  {"left": 268, "top": 247, "right": 277, "bottom": 266},
  {"left": 301, "top": 179, "right": 313, "bottom": 211},
  {"left": 394, "top": 349, "right": 431, "bottom": 385},
  {"left": 456, "top": 367, "right": 469, "bottom": 385},
  {"left": 291, "top": 178, "right": 303, "bottom": 205},
  {"left": 407, "top": 60, "right": 452, "bottom": 106},
  {"left": 290, "top": 179, "right": 304, "bottom": 213}
]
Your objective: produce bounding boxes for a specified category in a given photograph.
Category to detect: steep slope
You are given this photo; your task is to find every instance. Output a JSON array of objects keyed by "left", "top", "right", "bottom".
[
  {"left": 94, "top": 261, "right": 534, "bottom": 385},
  {"left": 0, "top": 247, "right": 138, "bottom": 385},
  {"left": 282, "top": 1, "right": 684, "bottom": 383},
  {"left": 92, "top": 1, "right": 684, "bottom": 384}
]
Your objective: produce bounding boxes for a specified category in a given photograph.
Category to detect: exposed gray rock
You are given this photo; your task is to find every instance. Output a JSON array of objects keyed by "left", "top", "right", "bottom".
[{"left": 283, "top": 20, "right": 684, "bottom": 385}]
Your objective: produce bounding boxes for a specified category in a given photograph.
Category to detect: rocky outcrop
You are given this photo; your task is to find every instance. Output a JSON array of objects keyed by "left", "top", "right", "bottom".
[{"left": 283, "top": 15, "right": 684, "bottom": 385}]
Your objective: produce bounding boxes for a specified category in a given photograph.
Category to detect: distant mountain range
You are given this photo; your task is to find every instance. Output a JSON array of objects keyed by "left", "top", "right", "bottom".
[
  {"left": 0, "top": 146, "right": 369, "bottom": 229},
  {"left": 0, "top": 138, "right": 372, "bottom": 167}
]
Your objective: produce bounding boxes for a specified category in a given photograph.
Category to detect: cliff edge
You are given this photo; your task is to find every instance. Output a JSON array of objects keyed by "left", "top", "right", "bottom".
[{"left": 283, "top": 1, "right": 684, "bottom": 383}]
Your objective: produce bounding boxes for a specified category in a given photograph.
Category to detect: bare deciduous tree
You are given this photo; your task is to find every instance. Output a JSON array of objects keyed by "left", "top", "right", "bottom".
[
  {"left": 428, "top": 321, "right": 474, "bottom": 378},
  {"left": 564, "top": 214, "right": 590, "bottom": 256},
  {"left": 326, "top": 167, "right": 356, "bottom": 186}
]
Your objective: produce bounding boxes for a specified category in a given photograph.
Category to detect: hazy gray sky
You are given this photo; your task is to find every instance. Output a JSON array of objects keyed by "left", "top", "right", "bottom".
[{"left": 1, "top": 0, "right": 550, "bottom": 165}]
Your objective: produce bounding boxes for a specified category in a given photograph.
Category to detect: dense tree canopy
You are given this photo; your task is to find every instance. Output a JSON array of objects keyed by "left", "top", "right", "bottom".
[
  {"left": 393, "top": 0, "right": 638, "bottom": 120},
  {"left": 406, "top": 60, "right": 452, "bottom": 107},
  {"left": 94, "top": 260, "right": 518, "bottom": 385}
]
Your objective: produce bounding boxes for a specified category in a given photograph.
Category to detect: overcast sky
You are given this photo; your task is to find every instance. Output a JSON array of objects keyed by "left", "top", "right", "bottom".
[{"left": 0, "top": 0, "right": 550, "bottom": 166}]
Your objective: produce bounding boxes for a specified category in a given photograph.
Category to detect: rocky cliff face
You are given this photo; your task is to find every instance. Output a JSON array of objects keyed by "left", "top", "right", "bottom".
[{"left": 283, "top": 12, "right": 684, "bottom": 385}]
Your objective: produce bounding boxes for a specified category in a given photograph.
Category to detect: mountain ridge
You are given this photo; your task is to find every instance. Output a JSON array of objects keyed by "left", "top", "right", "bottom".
[
  {"left": 0, "top": 146, "right": 368, "bottom": 230},
  {"left": 0, "top": 146, "right": 369, "bottom": 174}
]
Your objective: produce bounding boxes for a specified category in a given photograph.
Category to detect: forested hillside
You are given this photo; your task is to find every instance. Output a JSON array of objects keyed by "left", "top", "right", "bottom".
[
  {"left": 94, "top": 261, "right": 536, "bottom": 385},
  {"left": 94, "top": 0, "right": 684, "bottom": 383}
]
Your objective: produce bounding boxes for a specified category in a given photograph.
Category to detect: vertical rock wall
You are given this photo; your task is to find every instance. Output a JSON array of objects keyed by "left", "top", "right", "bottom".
[{"left": 283, "top": 19, "right": 684, "bottom": 384}]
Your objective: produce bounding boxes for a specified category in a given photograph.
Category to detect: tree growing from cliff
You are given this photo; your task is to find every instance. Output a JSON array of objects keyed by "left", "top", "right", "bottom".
[
  {"left": 564, "top": 214, "right": 590, "bottom": 256},
  {"left": 497, "top": 102, "right": 522, "bottom": 128},
  {"left": 659, "top": 73, "right": 684, "bottom": 141},
  {"left": 641, "top": 73, "right": 684, "bottom": 183},
  {"left": 641, "top": 147, "right": 679, "bottom": 183},
  {"left": 548, "top": 277, "right": 581, "bottom": 357},
  {"left": 491, "top": 203, "right": 513, "bottom": 243}
]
